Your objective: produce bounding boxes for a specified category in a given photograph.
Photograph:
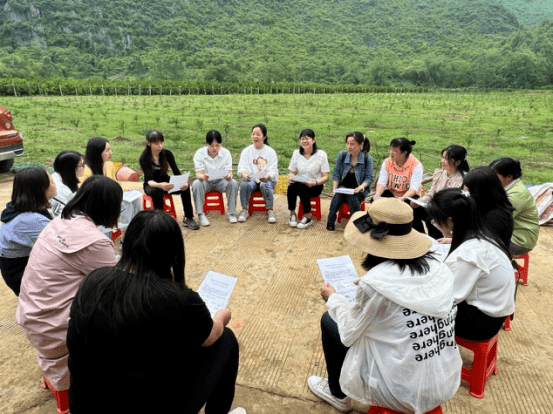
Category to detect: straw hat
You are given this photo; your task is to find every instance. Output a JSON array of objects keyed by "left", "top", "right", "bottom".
[{"left": 344, "top": 198, "right": 432, "bottom": 259}]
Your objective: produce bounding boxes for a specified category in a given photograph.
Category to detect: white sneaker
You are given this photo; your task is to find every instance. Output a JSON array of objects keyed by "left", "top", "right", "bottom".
[
  {"left": 199, "top": 214, "right": 210, "bottom": 227},
  {"left": 289, "top": 214, "right": 298, "bottom": 228},
  {"left": 307, "top": 376, "right": 352, "bottom": 412},
  {"left": 297, "top": 216, "right": 313, "bottom": 229},
  {"left": 268, "top": 210, "right": 276, "bottom": 223},
  {"left": 228, "top": 408, "right": 247, "bottom": 414},
  {"left": 238, "top": 209, "right": 248, "bottom": 222},
  {"left": 228, "top": 214, "right": 238, "bottom": 224}
]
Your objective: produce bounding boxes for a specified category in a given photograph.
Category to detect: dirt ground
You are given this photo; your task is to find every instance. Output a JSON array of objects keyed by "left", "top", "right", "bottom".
[{"left": 1, "top": 172, "right": 552, "bottom": 414}]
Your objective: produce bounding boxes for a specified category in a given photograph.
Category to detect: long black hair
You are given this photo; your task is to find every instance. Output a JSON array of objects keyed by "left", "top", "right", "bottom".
[
  {"left": 463, "top": 166, "right": 514, "bottom": 217},
  {"left": 85, "top": 137, "right": 109, "bottom": 176},
  {"left": 11, "top": 167, "right": 52, "bottom": 212},
  {"left": 70, "top": 210, "right": 186, "bottom": 336},
  {"left": 61, "top": 175, "right": 122, "bottom": 228},
  {"left": 53, "top": 150, "right": 82, "bottom": 192},
  {"left": 362, "top": 252, "right": 435, "bottom": 276},
  {"left": 425, "top": 188, "right": 509, "bottom": 258},
  {"left": 141, "top": 130, "right": 169, "bottom": 175}
]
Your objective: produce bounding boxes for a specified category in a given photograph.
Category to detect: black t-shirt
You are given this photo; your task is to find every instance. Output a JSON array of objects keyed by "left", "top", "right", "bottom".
[
  {"left": 139, "top": 149, "right": 182, "bottom": 185},
  {"left": 67, "top": 267, "right": 213, "bottom": 414}
]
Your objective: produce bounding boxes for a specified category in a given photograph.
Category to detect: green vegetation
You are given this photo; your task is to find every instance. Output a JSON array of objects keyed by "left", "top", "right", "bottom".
[
  {"left": 5, "top": 92, "right": 552, "bottom": 185},
  {"left": 1, "top": 0, "right": 553, "bottom": 88}
]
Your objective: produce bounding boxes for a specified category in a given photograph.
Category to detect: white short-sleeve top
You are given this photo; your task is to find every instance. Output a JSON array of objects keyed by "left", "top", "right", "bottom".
[{"left": 288, "top": 149, "right": 330, "bottom": 181}]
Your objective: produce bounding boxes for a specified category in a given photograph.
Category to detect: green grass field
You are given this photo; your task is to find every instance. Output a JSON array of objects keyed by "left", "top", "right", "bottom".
[{"left": 4, "top": 91, "right": 552, "bottom": 185}]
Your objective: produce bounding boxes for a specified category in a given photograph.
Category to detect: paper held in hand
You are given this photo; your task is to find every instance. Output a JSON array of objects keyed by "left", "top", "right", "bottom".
[
  {"left": 206, "top": 168, "right": 227, "bottom": 181},
  {"left": 251, "top": 170, "right": 267, "bottom": 180},
  {"left": 197, "top": 271, "right": 237, "bottom": 317},
  {"left": 406, "top": 197, "right": 428, "bottom": 208},
  {"left": 317, "top": 255, "right": 359, "bottom": 305},
  {"left": 289, "top": 174, "right": 310, "bottom": 183},
  {"left": 334, "top": 188, "right": 355, "bottom": 195},
  {"left": 168, "top": 172, "right": 190, "bottom": 193}
]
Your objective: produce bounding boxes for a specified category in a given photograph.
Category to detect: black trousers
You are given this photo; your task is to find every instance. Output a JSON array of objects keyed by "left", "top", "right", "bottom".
[
  {"left": 0, "top": 255, "right": 28, "bottom": 296},
  {"left": 287, "top": 182, "right": 324, "bottom": 213},
  {"left": 144, "top": 184, "right": 194, "bottom": 219},
  {"left": 455, "top": 301, "right": 506, "bottom": 341},
  {"left": 183, "top": 328, "right": 240, "bottom": 414},
  {"left": 320, "top": 311, "right": 349, "bottom": 399}
]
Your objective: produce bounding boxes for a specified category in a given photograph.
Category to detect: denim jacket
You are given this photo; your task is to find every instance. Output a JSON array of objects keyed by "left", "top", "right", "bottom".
[{"left": 332, "top": 150, "right": 374, "bottom": 197}]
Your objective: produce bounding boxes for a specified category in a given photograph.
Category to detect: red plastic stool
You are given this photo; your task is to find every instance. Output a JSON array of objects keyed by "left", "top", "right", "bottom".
[
  {"left": 503, "top": 315, "right": 512, "bottom": 331},
  {"left": 513, "top": 253, "right": 529, "bottom": 286},
  {"left": 142, "top": 193, "right": 177, "bottom": 219},
  {"left": 42, "top": 376, "right": 69, "bottom": 414},
  {"left": 455, "top": 334, "right": 499, "bottom": 398},
  {"left": 203, "top": 191, "right": 225, "bottom": 215},
  {"left": 368, "top": 405, "right": 442, "bottom": 414},
  {"left": 248, "top": 191, "right": 268, "bottom": 216},
  {"left": 298, "top": 196, "right": 322, "bottom": 221},
  {"left": 337, "top": 200, "right": 366, "bottom": 223}
]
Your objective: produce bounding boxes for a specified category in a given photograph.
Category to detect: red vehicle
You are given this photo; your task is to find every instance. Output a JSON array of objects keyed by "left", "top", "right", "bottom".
[{"left": 0, "top": 105, "right": 24, "bottom": 172}]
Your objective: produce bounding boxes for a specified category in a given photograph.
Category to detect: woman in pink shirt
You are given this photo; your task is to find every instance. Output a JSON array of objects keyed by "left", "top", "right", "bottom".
[
  {"left": 17, "top": 176, "right": 122, "bottom": 395},
  {"left": 411, "top": 145, "right": 469, "bottom": 238}
]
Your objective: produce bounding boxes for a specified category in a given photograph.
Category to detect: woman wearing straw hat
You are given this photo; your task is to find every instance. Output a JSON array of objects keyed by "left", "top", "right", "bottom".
[{"left": 308, "top": 198, "right": 461, "bottom": 413}]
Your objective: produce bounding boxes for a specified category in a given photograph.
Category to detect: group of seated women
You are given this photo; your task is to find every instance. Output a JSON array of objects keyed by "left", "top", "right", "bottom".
[{"left": 0, "top": 122, "right": 540, "bottom": 414}]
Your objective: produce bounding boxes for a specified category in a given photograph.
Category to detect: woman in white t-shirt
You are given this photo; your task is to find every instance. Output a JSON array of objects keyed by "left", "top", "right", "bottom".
[
  {"left": 287, "top": 129, "right": 330, "bottom": 229},
  {"left": 426, "top": 188, "right": 515, "bottom": 341},
  {"left": 237, "top": 124, "right": 279, "bottom": 224}
]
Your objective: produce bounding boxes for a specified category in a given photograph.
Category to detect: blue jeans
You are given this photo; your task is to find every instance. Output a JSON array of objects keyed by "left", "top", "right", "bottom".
[
  {"left": 327, "top": 191, "right": 364, "bottom": 224},
  {"left": 239, "top": 180, "right": 275, "bottom": 210},
  {"left": 321, "top": 312, "right": 349, "bottom": 399}
]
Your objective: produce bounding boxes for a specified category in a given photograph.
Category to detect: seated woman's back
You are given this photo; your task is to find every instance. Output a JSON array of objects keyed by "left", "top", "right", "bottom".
[{"left": 68, "top": 268, "right": 212, "bottom": 413}]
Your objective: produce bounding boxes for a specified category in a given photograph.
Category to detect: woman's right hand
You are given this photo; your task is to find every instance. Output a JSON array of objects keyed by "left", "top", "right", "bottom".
[
  {"left": 242, "top": 173, "right": 251, "bottom": 182},
  {"left": 160, "top": 182, "right": 174, "bottom": 192}
]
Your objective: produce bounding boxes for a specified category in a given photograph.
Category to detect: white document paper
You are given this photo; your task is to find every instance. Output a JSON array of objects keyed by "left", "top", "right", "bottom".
[
  {"left": 423, "top": 234, "right": 451, "bottom": 260},
  {"left": 207, "top": 168, "right": 228, "bottom": 181},
  {"left": 251, "top": 170, "right": 267, "bottom": 180},
  {"left": 197, "top": 271, "right": 237, "bottom": 317},
  {"left": 334, "top": 188, "right": 355, "bottom": 195},
  {"left": 317, "top": 255, "right": 359, "bottom": 305},
  {"left": 406, "top": 197, "right": 428, "bottom": 208},
  {"left": 289, "top": 174, "right": 310, "bottom": 183},
  {"left": 168, "top": 172, "right": 190, "bottom": 193}
]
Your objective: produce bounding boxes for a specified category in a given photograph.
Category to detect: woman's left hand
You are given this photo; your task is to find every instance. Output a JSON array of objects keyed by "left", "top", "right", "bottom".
[
  {"left": 259, "top": 174, "right": 270, "bottom": 183},
  {"left": 354, "top": 185, "right": 364, "bottom": 194},
  {"left": 180, "top": 183, "right": 189, "bottom": 191},
  {"left": 306, "top": 180, "right": 316, "bottom": 187},
  {"left": 320, "top": 282, "right": 336, "bottom": 302}
]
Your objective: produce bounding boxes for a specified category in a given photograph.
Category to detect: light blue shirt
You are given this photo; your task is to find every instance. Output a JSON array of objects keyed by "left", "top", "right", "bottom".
[{"left": 0, "top": 212, "right": 51, "bottom": 258}]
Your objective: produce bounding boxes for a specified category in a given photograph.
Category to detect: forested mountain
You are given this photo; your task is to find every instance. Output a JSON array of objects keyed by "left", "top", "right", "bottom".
[{"left": 1, "top": 0, "right": 552, "bottom": 88}]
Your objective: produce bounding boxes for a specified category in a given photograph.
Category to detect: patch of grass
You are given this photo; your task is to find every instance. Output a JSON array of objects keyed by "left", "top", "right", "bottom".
[{"left": 5, "top": 91, "right": 552, "bottom": 185}]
